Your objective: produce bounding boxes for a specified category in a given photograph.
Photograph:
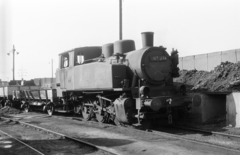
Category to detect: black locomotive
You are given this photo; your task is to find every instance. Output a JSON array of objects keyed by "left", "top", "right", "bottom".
[
  {"left": 0, "top": 32, "right": 200, "bottom": 127},
  {"left": 42, "top": 32, "right": 200, "bottom": 127}
]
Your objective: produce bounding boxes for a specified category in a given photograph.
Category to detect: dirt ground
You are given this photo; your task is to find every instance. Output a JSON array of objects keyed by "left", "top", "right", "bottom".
[
  {"left": 2, "top": 113, "right": 239, "bottom": 155},
  {"left": 0, "top": 119, "right": 112, "bottom": 155},
  {"left": 174, "top": 61, "right": 240, "bottom": 92},
  {"left": 0, "top": 107, "right": 21, "bottom": 115}
]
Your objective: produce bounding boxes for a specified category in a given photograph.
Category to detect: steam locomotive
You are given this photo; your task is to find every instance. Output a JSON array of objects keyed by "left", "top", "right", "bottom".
[
  {"left": 1, "top": 32, "right": 200, "bottom": 127},
  {"left": 42, "top": 32, "right": 199, "bottom": 127}
]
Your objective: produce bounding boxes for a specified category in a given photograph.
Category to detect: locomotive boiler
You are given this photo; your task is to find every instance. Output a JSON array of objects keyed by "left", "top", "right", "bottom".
[{"left": 48, "top": 32, "right": 200, "bottom": 127}]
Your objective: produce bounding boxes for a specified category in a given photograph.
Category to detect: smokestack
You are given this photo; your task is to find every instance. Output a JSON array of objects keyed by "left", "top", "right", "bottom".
[{"left": 141, "top": 32, "right": 154, "bottom": 48}]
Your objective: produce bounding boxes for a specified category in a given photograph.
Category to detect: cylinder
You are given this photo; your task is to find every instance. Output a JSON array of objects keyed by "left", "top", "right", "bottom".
[
  {"left": 102, "top": 43, "right": 114, "bottom": 58},
  {"left": 144, "top": 98, "right": 162, "bottom": 111},
  {"left": 141, "top": 32, "right": 154, "bottom": 47},
  {"left": 114, "top": 40, "right": 135, "bottom": 55},
  {"left": 139, "top": 86, "right": 150, "bottom": 96}
]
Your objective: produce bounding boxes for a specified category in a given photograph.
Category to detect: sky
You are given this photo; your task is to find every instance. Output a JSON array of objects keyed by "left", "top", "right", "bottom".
[{"left": 0, "top": 0, "right": 240, "bottom": 81}]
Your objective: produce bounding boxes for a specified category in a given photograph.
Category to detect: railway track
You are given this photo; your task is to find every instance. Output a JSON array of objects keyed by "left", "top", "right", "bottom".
[
  {"left": 66, "top": 115, "right": 240, "bottom": 140},
  {"left": 150, "top": 126, "right": 240, "bottom": 153},
  {"left": 171, "top": 125, "right": 240, "bottom": 140},
  {"left": 0, "top": 126, "right": 44, "bottom": 155},
  {"left": 1, "top": 113, "right": 240, "bottom": 154},
  {"left": 61, "top": 115, "right": 240, "bottom": 153},
  {"left": 0, "top": 118, "right": 117, "bottom": 155}
]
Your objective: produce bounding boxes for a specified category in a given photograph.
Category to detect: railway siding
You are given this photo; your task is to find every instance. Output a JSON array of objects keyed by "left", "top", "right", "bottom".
[
  {"left": 0, "top": 118, "right": 114, "bottom": 155},
  {"left": 1, "top": 113, "right": 240, "bottom": 155}
]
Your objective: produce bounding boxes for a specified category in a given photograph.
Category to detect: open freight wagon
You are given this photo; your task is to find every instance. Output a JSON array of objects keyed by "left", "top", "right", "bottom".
[{"left": 20, "top": 89, "right": 58, "bottom": 115}]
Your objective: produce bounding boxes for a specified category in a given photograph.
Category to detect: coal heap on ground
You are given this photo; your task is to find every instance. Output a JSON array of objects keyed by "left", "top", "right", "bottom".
[
  {"left": 0, "top": 106, "right": 21, "bottom": 115},
  {"left": 174, "top": 61, "right": 240, "bottom": 92}
]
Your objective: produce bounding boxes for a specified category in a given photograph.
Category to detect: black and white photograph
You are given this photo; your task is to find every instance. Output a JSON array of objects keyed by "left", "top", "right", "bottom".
[{"left": 0, "top": 0, "right": 240, "bottom": 154}]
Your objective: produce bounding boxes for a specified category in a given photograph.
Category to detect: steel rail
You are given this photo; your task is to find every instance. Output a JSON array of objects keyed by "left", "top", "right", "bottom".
[
  {"left": 69, "top": 116, "right": 240, "bottom": 153},
  {"left": 73, "top": 117, "right": 240, "bottom": 153},
  {"left": 3, "top": 114, "right": 240, "bottom": 154},
  {"left": 171, "top": 125, "right": 240, "bottom": 139},
  {"left": 149, "top": 129, "right": 240, "bottom": 153},
  {"left": 0, "top": 117, "right": 118, "bottom": 155},
  {"left": 71, "top": 115, "right": 240, "bottom": 140},
  {"left": 0, "top": 129, "right": 45, "bottom": 155},
  {"left": 16, "top": 113, "right": 240, "bottom": 140}
]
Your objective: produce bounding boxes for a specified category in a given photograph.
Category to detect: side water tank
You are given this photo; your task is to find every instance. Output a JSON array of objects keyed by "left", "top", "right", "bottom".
[
  {"left": 114, "top": 40, "right": 135, "bottom": 55},
  {"left": 102, "top": 43, "right": 114, "bottom": 58}
]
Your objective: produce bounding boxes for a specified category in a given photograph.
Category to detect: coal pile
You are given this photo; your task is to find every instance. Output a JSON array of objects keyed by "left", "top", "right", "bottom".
[
  {"left": 0, "top": 106, "right": 21, "bottom": 115},
  {"left": 174, "top": 61, "right": 240, "bottom": 92}
]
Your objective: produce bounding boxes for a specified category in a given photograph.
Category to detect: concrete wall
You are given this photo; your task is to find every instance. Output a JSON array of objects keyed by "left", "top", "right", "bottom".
[
  {"left": 202, "top": 94, "right": 226, "bottom": 122},
  {"left": 188, "top": 94, "right": 226, "bottom": 124},
  {"left": 226, "top": 93, "right": 240, "bottom": 127},
  {"left": 188, "top": 92, "right": 240, "bottom": 127},
  {"left": 179, "top": 49, "right": 240, "bottom": 71},
  {"left": 195, "top": 54, "right": 208, "bottom": 71},
  {"left": 222, "top": 50, "right": 237, "bottom": 63},
  {"left": 182, "top": 56, "right": 195, "bottom": 70},
  {"left": 207, "top": 52, "right": 222, "bottom": 71},
  {"left": 236, "top": 49, "right": 240, "bottom": 62}
]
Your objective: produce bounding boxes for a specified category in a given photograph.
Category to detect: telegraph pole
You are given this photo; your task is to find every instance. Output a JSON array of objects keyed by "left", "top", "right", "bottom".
[
  {"left": 13, "top": 45, "right": 15, "bottom": 80},
  {"left": 7, "top": 45, "right": 19, "bottom": 81},
  {"left": 119, "top": 0, "right": 122, "bottom": 40}
]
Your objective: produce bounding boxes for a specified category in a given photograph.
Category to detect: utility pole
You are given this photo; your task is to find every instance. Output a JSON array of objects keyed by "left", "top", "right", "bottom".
[
  {"left": 119, "top": 0, "right": 122, "bottom": 40},
  {"left": 7, "top": 45, "right": 19, "bottom": 81},
  {"left": 48, "top": 59, "right": 54, "bottom": 88}
]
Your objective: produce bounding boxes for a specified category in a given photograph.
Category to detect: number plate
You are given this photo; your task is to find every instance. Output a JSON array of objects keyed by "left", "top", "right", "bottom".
[{"left": 150, "top": 56, "right": 167, "bottom": 61}]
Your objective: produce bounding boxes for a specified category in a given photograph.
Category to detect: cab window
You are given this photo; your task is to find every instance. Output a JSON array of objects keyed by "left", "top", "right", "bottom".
[
  {"left": 61, "top": 54, "right": 69, "bottom": 68},
  {"left": 75, "top": 53, "right": 84, "bottom": 66}
]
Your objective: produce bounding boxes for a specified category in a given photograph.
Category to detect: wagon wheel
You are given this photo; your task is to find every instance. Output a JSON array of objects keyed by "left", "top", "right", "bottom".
[
  {"left": 94, "top": 101, "right": 107, "bottom": 123},
  {"left": 43, "top": 105, "right": 46, "bottom": 113},
  {"left": 81, "top": 99, "right": 94, "bottom": 121},
  {"left": 47, "top": 104, "right": 54, "bottom": 116},
  {"left": 23, "top": 103, "right": 30, "bottom": 113},
  {"left": 74, "top": 105, "right": 82, "bottom": 115}
]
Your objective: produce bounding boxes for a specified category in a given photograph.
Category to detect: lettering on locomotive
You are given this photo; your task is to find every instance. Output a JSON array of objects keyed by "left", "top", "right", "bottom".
[{"left": 150, "top": 55, "right": 167, "bottom": 62}]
